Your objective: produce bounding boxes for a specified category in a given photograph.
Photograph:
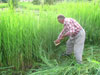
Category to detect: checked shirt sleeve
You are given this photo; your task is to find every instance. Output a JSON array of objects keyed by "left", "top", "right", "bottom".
[{"left": 57, "top": 25, "right": 67, "bottom": 40}]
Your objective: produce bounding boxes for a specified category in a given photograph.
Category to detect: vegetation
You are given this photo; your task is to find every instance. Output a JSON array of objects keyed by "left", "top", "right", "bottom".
[
  {"left": 0, "top": 3, "right": 8, "bottom": 8},
  {"left": 0, "top": 1, "right": 100, "bottom": 75},
  {"left": 1, "top": 0, "right": 8, "bottom": 3}
]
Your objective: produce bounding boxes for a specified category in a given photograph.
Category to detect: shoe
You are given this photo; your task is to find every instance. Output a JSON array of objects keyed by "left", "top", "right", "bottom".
[
  {"left": 61, "top": 53, "right": 71, "bottom": 57},
  {"left": 77, "top": 61, "right": 82, "bottom": 64}
]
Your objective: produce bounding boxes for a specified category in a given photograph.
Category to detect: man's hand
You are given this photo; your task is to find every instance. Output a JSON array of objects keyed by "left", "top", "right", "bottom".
[
  {"left": 54, "top": 35, "right": 67, "bottom": 46},
  {"left": 54, "top": 39, "right": 60, "bottom": 46}
]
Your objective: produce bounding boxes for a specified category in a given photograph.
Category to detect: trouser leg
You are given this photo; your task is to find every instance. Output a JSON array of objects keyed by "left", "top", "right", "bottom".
[
  {"left": 66, "top": 37, "right": 74, "bottom": 55},
  {"left": 74, "top": 29, "right": 85, "bottom": 64}
]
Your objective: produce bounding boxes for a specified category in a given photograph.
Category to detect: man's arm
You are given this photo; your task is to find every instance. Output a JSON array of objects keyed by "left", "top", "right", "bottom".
[
  {"left": 64, "top": 32, "right": 70, "bottom": 36},
  {"left": 57, "top": 26, "right": 67, "bottom": 41},
  {"left": 54, "top": 26, "right": 67, "bottom": 46}
]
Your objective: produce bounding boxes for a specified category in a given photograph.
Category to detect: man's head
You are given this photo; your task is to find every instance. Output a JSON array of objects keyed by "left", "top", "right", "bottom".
[{"left": 57, "top": 15, "right": 65, "bottom": 24}]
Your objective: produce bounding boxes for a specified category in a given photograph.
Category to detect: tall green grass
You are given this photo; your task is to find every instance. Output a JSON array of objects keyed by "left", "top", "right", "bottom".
[
  {"left": 0, "top": 2, "right": 100, "bottom": 75},
  {"left": 0, "top": 3, "right": 8, "bottom": 8}
]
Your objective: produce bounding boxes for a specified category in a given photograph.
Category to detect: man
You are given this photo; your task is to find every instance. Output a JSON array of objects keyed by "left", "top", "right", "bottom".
[{"left": 54, "top": 15, "right": 85, "bottom": 64}]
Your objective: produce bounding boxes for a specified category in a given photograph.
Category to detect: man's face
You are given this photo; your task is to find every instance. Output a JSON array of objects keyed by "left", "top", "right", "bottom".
[{"left": 58, "top": 18, "right": 64, "bottom": 24}]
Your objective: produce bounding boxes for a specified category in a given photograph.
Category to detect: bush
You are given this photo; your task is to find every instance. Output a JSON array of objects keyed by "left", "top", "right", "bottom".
[
  {"left": 45, "top": 0, "right": 54, "bottom": 4},
  {"left": 2, "top": 0, "right": 8, "bottom": 3},
  {"left": 32, "top": 0, "right": 40, "bottom": 5},
  {"left": 8, "top": 0, "right": 19, "bottom": 8},
  {"left": 32, "top": 0, "right": 57, "bottom": 5}
]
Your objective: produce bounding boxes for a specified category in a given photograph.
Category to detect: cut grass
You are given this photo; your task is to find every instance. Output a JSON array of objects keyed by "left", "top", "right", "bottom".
[{"left": 29, "top": 45, "right": 100, "bottom": 75}]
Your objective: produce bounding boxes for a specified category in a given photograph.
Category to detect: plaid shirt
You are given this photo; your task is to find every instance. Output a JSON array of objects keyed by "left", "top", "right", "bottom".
[{"left": 58, "top": 18, "right": 82, "bottom": 40}]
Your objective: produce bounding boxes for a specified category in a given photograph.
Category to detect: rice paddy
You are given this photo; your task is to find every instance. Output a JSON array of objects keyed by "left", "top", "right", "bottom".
[{"left": 0, "top": 1, "right": 100, "bottom": 75}]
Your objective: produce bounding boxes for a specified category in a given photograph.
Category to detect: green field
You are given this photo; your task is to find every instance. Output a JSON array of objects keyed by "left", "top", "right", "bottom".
[{"left": 0, "top": 1, "right": 100, "bottom": 75}]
